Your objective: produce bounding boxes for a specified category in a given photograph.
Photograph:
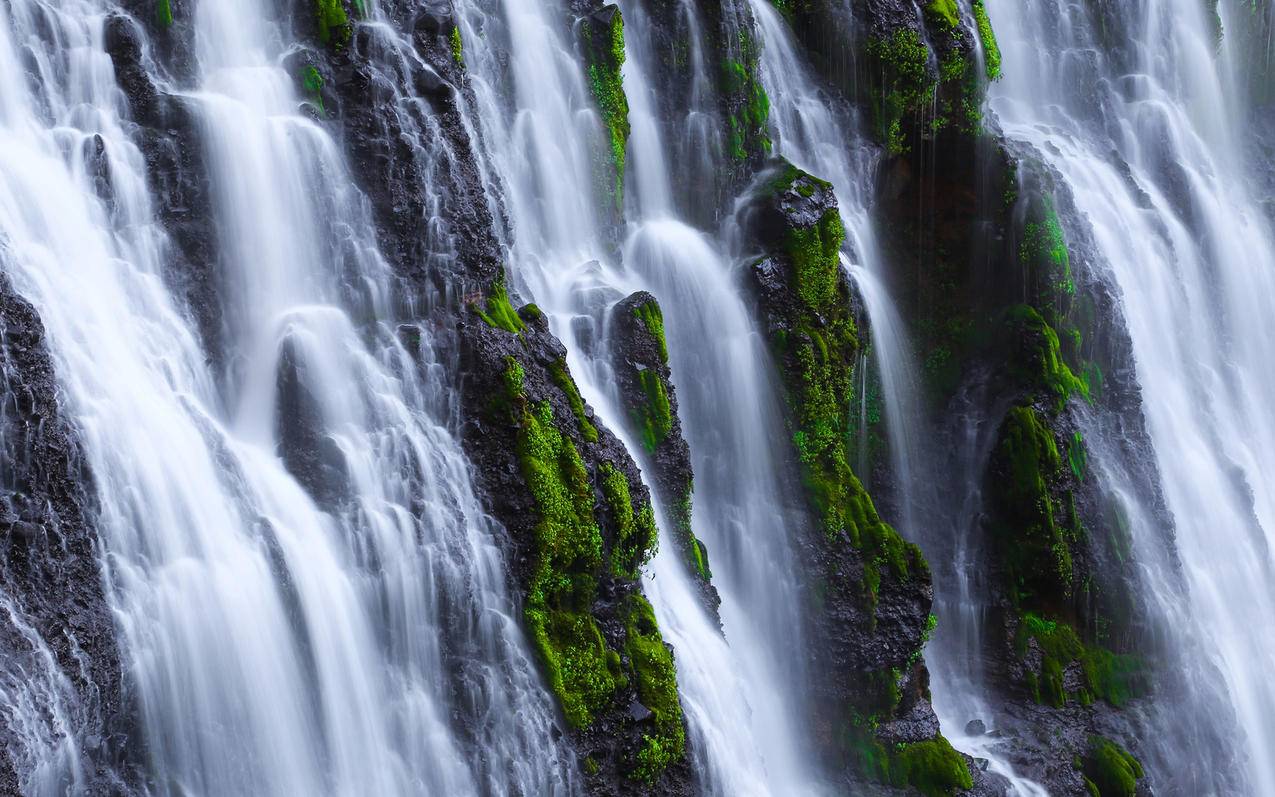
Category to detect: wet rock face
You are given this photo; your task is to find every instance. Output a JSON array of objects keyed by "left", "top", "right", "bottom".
[
  {"left": 0, "top": 278, "right": 137, "bottom": 793},
  {"left": 104, "top": 12, "right": 223, "bottom": 368},
  {"left": 741, "top": 163, "right": 955, "bottom": 788},
  {"left": 608, "top": 292, "right": 719, "bottom": 614},
  {"left": 274, "top": 338, "right": 350, "bottom": 510},
  {"left": 457, "top": 305, "right": 694, "bottom": 796}
]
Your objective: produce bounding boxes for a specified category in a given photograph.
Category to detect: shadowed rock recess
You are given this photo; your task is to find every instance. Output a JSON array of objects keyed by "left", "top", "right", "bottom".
[{"left": 1, "top": 0, "right": 1271, "bottom": 794}]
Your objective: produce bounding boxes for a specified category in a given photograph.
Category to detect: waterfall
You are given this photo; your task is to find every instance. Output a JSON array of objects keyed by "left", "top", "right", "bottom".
[
  {"left": 2, "top": 0, "right": 1273, "bottom": 792},
  {"left": 989, "top": 0, "right": 1275, "bottom": 793},
  {"left": 455, "top": 0, "right": 827, "bottom": 791},
  {"left": 0, "top": 0, "right": 571, "bottom": 794}
]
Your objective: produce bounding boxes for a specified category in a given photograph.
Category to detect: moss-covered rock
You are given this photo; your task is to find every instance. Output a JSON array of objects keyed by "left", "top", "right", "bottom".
[
  {"left": 743, "top": 161, "right": 953, "bottom": 788},
  {"left": 1081, "top": 736, "right": 1144, "bottom": 797},
  {"left": 580, "top": 4, "right": 630, "bottom": 213},
  {"left": 610, "top": 292, "right": 719, "bottom": 611},
  {"left": 749, "top": 163, "right": 926, "bottom": 608},
  {"left": 459, "top": 291, "right": 692, "bottom": 790},
  {"left": 312, "top": 0, "right": 351, "bottom": 47}
]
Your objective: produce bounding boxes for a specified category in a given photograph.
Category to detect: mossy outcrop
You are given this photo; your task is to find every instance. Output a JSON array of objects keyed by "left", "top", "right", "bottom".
[
  {"left": 580, "top": 4, "right": 631, "bottom": 215},
  {"left": 610, "top": 292, "right": 719, "bottom": 612},
  {"left": 743, "top": 161, "right": 964, "bottom": 792},
  {"left": 459, "top": 288, "right": 691, "bottom": 791}
]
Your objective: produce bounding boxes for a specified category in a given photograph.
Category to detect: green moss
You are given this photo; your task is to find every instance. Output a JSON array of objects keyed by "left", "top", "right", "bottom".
[
  {"left": 450, "top": 25, "right": 464, "bottom": 67},
  {"left": 583, "top": 9, "right": 629, "bottom": 210},
  {"left": 1020, "top": 200, "right": 1074, "bottom": 297},
  {"left": 973, "top": 0, "right": 1003, "bottom": 80},
  {"left": 1015, "top": 613, "right": 1143, "bottom": 708},
  {"left": 993, "top": 405, "right": 1080, "bottom": 604},
  {"left": 599, "top": 463, "right": 658, "bottom": 579},
  {"left": 669, "top": 489, "right": 711, "bottom": 583},
  {"left": 314, "top": 0, "right": 350, "bottom": 47},
  {"left": 1068, "top": 432, "right": 1087, "bottom": 480},
  {"left": 624, "top": 594, "right": 685, "bottom": 782},
  {"left": 301, "top": 66, "right": 325, "bottom": 115},
  {"left": 548, "top": 359, "right": 599, "bottom": 443},
  {"left": 847, "top": 725, "right": 971, "bottom": 797},
  {"left": 1008, "top": 306, "right": 1092, "bottom": 408},
  {"left": 1081, "top": 736, "right": 1143, "bottom": 797},
  {"left": 473, "top": 280, "right": 526, "bottom": 334},
  {"left": 502, "top": 358, "right": 613, "bottom": 728},
  {"left": 633, "top": 369, "right": 672, "bottom": 454},
  {"left": 924, "top": 0, "right": 960, "bottom": 29},
  {"left": 892, "top": 737, "right": 974, "bottom": 797},
  {"left": 787, "top": 209, "right": 846, "bottom": 313},
  {"left": 633, "top": 299, "right": 668, "bottom": 363},
  {"left": 867, "top": 29, "right": 933, "bottom": 155},
  {"left": 763, "top": 169, "right": 924, "bottom": 614},
  {"left": 722, "top": 58, "right": 772, "bottom": 160},
  {"left": 156, "top": 0, "right": 173, "bottom": 27}
]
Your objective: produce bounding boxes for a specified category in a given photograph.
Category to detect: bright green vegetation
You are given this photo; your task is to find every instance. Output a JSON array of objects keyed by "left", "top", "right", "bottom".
[
  {"left": 156, "top": 0, "right": 173, "bottom": 27},
  {"left": 509, "top": 377, "right": 612, "bottom": 728},
  {"left": 314, "top": 0, "right": 350, "bottom": 47},
  {"left": 474, "top": 280, "right": 525, "bottom": 334},
  {"left": 624, "top": 594, "right": 685, "bottom": 782},
  {"left": 599, "top": 463, "right": 658, "bottom": 580},
  {"left": 788, "top": 209, "right": 846, "bottom": 311},
  {"left": 1081, "top": 736, "right": 1144, "bottom": 797},
  {"left": 496, "top": 355, "right": 683, "bottom": 779},
  {"left": 973, "top": 0, "right": 1003, "bottom": 80},
  {"left": 301, "top": 66, "right": 325, "bottom": 115},
  {"left": 849, "top": 724, "right": 973, "bottom": 797},
  {"left": 1016, "top": 613, "right": 1142, "bottom": 708},
  {"left": 548, "top": 359, "right": 599, "bottom": 443},
  {"left": 924, "top": 0, "right": 961, "bottom": 29},
  {"left": 633, "top": 370, "right": 672, "bottom": 453},
  {"left": 1008, "top": 306, "right": 1092, "bottom": 408},
  {"left": 867, "top": 29, "right": 933, "bottom": 155},
  {"left": 764, "top": 168, "right": 925, "bottom": 612},
  {"left": 671, "top": 490, "right": 711, "bottom": 582},
  {"left": 1021, "top": 200, "right": 1074, "bottom": 296},
  {"left": 450, "top": 25, "right": 464, "bottom": 67},
  {"left": 690, "top": 536, "right": 710, "bottom": 580},
  {"left": 633, "top": 299, "right": 668, "bottom": 363},
  {"left": 583, "top": 9, "right": 629, "bottom": 210},
  {"left": 722, "top": 58, "right": 772, "bottom": 160},
  {"left": 1068, "top": 431, "right": 1087, "bottom": 480},
  {"left": 993, "top": 405, "right": 1081, "bottom": 604}
]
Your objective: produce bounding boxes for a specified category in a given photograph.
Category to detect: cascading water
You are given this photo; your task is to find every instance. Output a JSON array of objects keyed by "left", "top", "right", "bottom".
[
  {"left": 455, "top": 0, "right": 826, "bottom": 791},
  {"left": 6, "top": 0, "right": 1274, "bottom": 792},
  {"left": 749, "top": 4, "right": 1054, "bottom": 792},
  {"left": 0, "top": 0, "right": 571, "bottom": 794},
  {"left": 989, "top": 0, "right": 1275, "bottom": 792}
]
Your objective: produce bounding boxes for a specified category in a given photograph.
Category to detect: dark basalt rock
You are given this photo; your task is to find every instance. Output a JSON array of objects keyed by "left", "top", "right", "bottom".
[
  {"left": 608, "top": 291, "right": 719, "bottom": 618},
  {"left": 457, "top": 304, "right": 694, "bottom": 796},
  {"left": 0, "top": 277, "right": 139, "bottom": 793},
  {"left": 103, "top": 12, "right": 224, "bottom": 369},
  {"left": 741, "top": 163, "right": 956, "bottom": 790},
  {"left": 274, "top": 337, "right": 350, "bottom": 510}
]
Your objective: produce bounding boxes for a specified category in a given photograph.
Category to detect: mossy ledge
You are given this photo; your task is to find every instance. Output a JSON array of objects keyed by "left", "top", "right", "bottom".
[
  {"left": 609, "top": 291, "right": 720, "bottom": 614},
  {"left": 580, "top": 4, "right": 630, "bottom": 213},
  {"left": 745, "top": 162, "right": 958, "bottom": 789},
  {"left": 749, "top": 162, "right": 926, "bottom": 611},
  {"left": 312, "top": 0, "right": 351, "bottom": 48},
  {"left": 1080, "top": 736, "right": 1144, "bottom": 797},
  {"left": 458, "top": 289, "right": 691, "bottom": 787}
]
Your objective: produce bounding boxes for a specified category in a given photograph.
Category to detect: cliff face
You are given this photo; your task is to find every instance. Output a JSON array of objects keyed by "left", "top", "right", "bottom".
[{"left": 0, "top": 0, "right": 1179, "bottom": 794}]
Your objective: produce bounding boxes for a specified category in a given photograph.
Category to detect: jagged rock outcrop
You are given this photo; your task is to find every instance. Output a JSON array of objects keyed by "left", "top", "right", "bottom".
[
  {"left": 743, "top": 162, "right": 973, "bottom": 795},
  {"left": 0, "top": 278, "right": 137, "bottom": 793},
  {"left": 609, "top": 292, "right": 719, "bottom": 615},
  {"left": 458, "top": 298, "right": 693, "bottom": 794}
]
